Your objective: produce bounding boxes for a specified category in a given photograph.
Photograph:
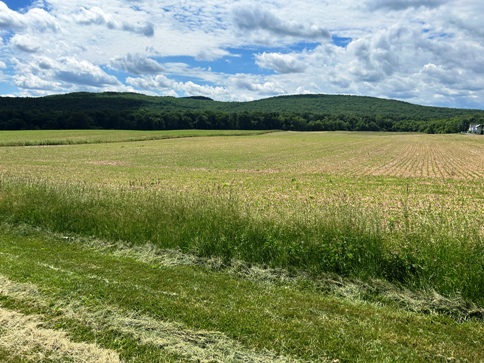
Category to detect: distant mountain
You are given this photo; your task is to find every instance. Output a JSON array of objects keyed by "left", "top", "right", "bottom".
[
  {"left": 0, "top": 92, "right": 483, "bottom": 133},
  {"left": 182, "top": 96, "right": 214, "bottom": 101}
]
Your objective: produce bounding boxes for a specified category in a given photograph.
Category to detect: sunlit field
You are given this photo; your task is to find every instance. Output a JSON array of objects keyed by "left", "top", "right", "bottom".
[
  {"left": 0, "top": 130, "right": 483, "bottom": 362},
  {"left": 1, "top": 131, "right": 482, "bottom": 228},
  {"left": 1, "top": 130, "right": 482, "bottom": 199}
]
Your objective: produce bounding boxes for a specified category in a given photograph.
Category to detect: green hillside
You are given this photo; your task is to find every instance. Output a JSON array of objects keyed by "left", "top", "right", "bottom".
[
  {"left": 0, "top": 92, "right": 483, "bottom": 133},
  {"left": 237, "top": 94, "right": 480, "bottom": 117},
  {"left": 2, "top": 92, "right": 478, "bottom": 117}
]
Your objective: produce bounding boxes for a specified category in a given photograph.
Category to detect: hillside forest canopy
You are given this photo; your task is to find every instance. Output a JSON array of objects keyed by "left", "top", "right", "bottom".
[{"left": 0, "top": 92, "right": 483, "bottom": 133}]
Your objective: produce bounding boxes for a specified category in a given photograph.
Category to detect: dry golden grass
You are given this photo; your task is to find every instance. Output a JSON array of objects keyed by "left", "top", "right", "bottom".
[
  {"left": 0, "top": 307, "right": 121, "bottom": 363},
  {"left": 0, "top": 274, "right": 307, "bottom": 363}
]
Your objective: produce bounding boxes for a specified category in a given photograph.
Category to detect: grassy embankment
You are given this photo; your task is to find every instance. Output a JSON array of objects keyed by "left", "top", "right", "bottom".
[{"left": 0, "top": 130, "right": 483, "bottom": 361}]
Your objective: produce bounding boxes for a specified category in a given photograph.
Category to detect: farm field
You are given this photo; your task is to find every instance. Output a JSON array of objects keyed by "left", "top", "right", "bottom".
[
  {"left": 0, "top": 130, "right": 483, "bottom": 362},
  {"left": 1, "top": 130, "right": 483, "bottom": 204}
]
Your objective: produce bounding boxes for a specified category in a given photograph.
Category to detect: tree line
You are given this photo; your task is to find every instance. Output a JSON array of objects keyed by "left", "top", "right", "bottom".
[{"left": 0, "top": 107, "right": 479, "bottom": 133}]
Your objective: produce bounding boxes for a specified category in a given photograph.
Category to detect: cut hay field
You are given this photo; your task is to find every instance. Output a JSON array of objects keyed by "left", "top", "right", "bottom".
[{"left": 0, "top": 130, "right": 483, "bottom": 362}]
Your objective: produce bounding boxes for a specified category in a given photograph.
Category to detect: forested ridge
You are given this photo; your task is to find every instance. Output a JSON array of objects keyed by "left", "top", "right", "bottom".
[{"left": 1, "top": 92, "right": 483, "bottom": 133}]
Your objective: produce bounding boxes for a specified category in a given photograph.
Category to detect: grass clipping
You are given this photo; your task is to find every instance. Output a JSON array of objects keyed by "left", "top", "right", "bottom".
[
  {"left": 0, "top": 307, "right": 121, "bottom": 363},
  {"left": 0, "top": 274, "right": 306, "bottom": 363}
]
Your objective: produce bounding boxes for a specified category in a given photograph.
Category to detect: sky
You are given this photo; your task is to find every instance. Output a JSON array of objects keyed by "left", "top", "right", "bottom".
[{"left": 0, "top": 0, "right": 483, "bottom": 109}]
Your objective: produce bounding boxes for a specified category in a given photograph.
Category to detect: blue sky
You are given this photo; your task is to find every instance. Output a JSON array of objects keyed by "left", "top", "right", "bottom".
[
  {"left": 3, "top": 0, "right": 31, "bottom": 10},
  {"left": 0, "top": 0, "right": 483, "bottom": 109}
]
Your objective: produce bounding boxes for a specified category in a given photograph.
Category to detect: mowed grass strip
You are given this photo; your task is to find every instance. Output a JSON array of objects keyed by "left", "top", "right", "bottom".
[{"left": 1, "top": 225, "right": 483, "bottom": 363}]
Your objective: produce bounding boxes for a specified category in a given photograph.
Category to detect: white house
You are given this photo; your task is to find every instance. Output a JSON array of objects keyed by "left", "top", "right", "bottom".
[{"left": 468, "top": 123, "right": 483, "bottom": 134}]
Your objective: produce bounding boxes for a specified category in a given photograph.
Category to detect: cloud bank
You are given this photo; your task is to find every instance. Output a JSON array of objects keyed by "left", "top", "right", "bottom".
[{"left": 0, "top": 0, "right": 482, "bottom": 109}]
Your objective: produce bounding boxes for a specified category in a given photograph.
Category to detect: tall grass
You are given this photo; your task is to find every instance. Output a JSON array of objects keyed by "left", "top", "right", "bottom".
[{"left": 0, "top": 177, "right": 482, "bottom": 303}]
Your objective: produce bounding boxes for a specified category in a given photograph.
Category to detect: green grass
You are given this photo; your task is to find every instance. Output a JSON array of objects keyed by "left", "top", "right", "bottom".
[
  {"left": 0, "top": 176, "right": 482, "bottom": 304},
  {"left": 0, "top": 224, "right": 483, "bottom": 362},
  {"left": 0, "top": 130, "right": 483, "bottom": 361}
]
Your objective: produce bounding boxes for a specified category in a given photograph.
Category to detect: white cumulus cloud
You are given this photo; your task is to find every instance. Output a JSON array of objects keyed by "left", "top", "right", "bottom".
[
  {"left": 255, "top": 52, "right": 306, "bottom": 74},
  {"left": 12, "top": 35, "right": 41, "bottom": 53},
  {"left": 0, "top": 0, "right": 482, "bottom": 109},
  {"left": 54, "top": 57, "right": 119, "bottom": 87},
  {"left": 73, "top": 6, "right": 154, "bottom": 36},
  {"left": 233, "top": 5, "right": 330, "bottom": 44},
  {"left": 0, "top": 2, "right": 58, "bottom": 32},
  {"left": 366, "top": 0, "right": 449, "bottom": 11},
  {"left": 110, "top": 54, "right": 164, "bottom": 75}
]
